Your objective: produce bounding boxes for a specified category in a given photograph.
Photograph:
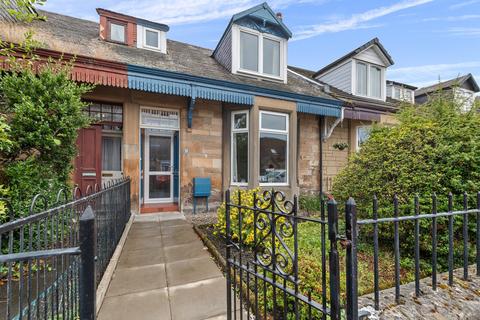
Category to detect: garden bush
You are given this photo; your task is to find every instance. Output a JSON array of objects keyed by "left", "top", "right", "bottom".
[
  {"left": 0, "top": 61, "right": 92, "bottom": 220},
  {"left": 332, "top": 93, "right": 480, "bottom": 269}
]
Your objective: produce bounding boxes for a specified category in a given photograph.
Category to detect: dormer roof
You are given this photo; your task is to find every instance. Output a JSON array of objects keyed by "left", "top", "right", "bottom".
[
  {"left": 213, "top": 2, "right": 291, "bottom": 58},
  {"left": 96, "top": 8, "right": 169, "bottom": 32},
  {"left": 313, "top": 38, "right": 394, "bottom": 78},
  {"left": 415, "top": 73, "right": 480, "bottom": 96},
  {"left": 387, "top": 80, "right": 417, "bottom": 91}
]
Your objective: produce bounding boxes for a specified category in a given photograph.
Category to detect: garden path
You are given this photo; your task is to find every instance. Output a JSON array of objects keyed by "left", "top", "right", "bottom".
[{"left": 97, "top": 212, "right": 236, "bottom": 320}]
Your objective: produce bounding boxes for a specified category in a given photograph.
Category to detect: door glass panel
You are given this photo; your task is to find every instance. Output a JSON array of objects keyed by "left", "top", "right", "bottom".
[
  {"left": 149, "top": 136, "right": 171, "bottom": 172},
  {"left": 149, "top": 175, "right": 171, "bottom": 199}
]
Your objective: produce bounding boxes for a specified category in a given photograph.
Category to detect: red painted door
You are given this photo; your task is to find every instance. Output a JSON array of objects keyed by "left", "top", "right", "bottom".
[{"left": 74, "top": 125, "right": 102, "bottom": 194}]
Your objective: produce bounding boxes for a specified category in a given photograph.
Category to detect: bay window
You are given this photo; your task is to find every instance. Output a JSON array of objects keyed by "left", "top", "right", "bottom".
[
  {"left": 259, "top": 111, "right": 288, "bottom": 185},
  {"left": 231, "top": 111, "right": 249, "bottom": 185}
]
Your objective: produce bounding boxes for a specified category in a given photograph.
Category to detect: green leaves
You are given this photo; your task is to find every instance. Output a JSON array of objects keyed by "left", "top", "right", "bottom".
[{"left": 0, "top": 60, "right": 93, "bottom": 217}]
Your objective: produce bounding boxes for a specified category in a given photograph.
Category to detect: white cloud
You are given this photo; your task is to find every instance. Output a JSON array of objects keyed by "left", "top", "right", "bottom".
[
  {"left": 292, "top": 0, "right": 433, "bottom": 41},
  {"left": 446, "top": 27, "right": 480, "bottom": 37},
  {"left": 449, "top": 0, "right": 480, "bottom": 9},
  {"left": 107, "top": 0, "right": 321, "bottom": 25},
  {"left": 422, "top": 14, "right": 480, "bottom": 22},
  {"left": 388, "top": 61, "right": 480, "bottom": 87}
]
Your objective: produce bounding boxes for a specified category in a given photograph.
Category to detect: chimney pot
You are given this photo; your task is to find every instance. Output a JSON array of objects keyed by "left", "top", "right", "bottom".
[{"left": 276, "top": 12, "right": 283, "bottom": 21}]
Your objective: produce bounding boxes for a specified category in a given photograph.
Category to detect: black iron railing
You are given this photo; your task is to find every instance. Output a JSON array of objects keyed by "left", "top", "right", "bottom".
[
  {"left": 0, "top": 177, "right": 131, "bottom": 320},
  {"left": 332, "top": 192, "right": 480, "bottom": 319}
]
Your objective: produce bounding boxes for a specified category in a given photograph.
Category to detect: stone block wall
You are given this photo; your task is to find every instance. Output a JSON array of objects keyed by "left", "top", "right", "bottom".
[
  {"left": 322, "top": 119, "right": 350, "bottom": 192},
  {"left": 180, "top": 99, "right": 223, "bottom": 211},
  {"left": 298, "top": 113, "right": 321, "bottom": 195}
]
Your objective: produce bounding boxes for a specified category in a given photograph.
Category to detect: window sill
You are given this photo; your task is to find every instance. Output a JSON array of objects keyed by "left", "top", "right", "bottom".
[{"left": 236, "top": 69, "right": 284, "bottom": 83}]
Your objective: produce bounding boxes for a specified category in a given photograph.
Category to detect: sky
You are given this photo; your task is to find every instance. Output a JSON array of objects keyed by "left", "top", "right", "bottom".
[{"left": 40, "top": 0, "right": 480, "bottom": 89}]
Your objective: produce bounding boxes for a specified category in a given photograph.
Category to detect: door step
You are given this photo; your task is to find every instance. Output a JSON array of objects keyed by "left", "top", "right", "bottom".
[{"left": 141, "top": 203, "right": 179, "bottom": 214}]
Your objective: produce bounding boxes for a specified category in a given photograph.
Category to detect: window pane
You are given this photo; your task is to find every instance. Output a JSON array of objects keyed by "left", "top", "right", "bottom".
[
  {"left": 233, "top": 113, "right": 247, "bottom": 129},
  {"left": 404, "top": 90, "right": 412, "bottom": 101},
  {"left": 102, "top": 136, "right": 122, "bottom": 171},
  {"left": 370, "top": 66, "right": 381, "bottom": 98},
  {"left": 261, "top": 113, "right": 287, "bottom": 131},
  {"left": 240, "top": 31, "right": 258, "bottom": 72},
  {"left": 149, "top": 136, "right": 171, "bottom": 172},
  {"left": 394, "top": 87, "right": 401, "bottom": 99},
  {"left": 232, "top": 132, "right": 248, "bottom": 183},
  {"left": 357, "top": 126, "right": 371, "bottom": 149},
  {"left": 259, "top": 132, "right": 287, "bottom": 184},
  {"left": 146, "top": 30, "right": 159, "bottom": 48},
  {"left": 149, "top": 175, "right": 170, "bottom": 199},
  {"left": 110, "top": 23, "right": 125, "bottom": 43},
  {"left": 356, "top": 63, "right": 367, "bottom": 96},
  {"left": 263, "top": 38, "right": 280, "bottom": 76}
]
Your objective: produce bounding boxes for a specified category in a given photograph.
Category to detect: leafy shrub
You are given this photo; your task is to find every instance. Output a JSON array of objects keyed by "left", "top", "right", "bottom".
[
  {"left": 332, "top": 93, "right": 480, "bottom": 268},
  {"left": 0, "top": 61, "right": 92, "bottom": 219},
  {"left": 299, "top": 194, "right": 321, "bottom": 214}
]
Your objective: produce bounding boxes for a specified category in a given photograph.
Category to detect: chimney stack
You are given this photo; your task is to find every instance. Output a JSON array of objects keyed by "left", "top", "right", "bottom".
[{"left": 276, "top": 12, "right": 283, "bottom": 21}]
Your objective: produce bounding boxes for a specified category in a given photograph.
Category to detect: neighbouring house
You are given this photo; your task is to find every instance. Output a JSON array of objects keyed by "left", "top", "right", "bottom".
[
  {"left": 290, "top": 38, "right": 399, "bottom": 191},
  {"left": 415, "top": 73, "right": 480, "bottom": 110},
  {"left": 386, "top": 80, "right": 417, "bottom": 104},
  {"left": 0, "top": 3, "right": 399, "bottom": 213}
]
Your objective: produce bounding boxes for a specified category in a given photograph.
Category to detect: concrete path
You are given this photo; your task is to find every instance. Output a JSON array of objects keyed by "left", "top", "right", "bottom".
[{"left": 97, "top": 212, "right": 236, "bottom": 320}]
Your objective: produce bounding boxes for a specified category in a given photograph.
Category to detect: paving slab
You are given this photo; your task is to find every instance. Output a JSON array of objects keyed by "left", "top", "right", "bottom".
[
  {"left": 169, "top": 277, "right": 227, "bottom": 320},
  {"left": 163, "top": 241, "right": 210, "bottom": 263},
  {"left": 106, "top": 264, "right": 167, "bottom": 297},
  {"left": 166, "top": 256, "right": 222, "bottom": 286},
  {"left": 123, "top": 235, "right": 163, "bottom": 251},
  {"left": 98, "top": 288, "right": 170, "bottom": 320},
  {"left": 98, "top": 216, "right": 228, "bottom": 320},
  {"left": 117, "top": 246, "right": 165, "bottom": 269}
]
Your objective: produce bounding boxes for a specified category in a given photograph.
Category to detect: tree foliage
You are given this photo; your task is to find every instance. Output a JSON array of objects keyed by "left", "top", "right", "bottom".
[
  {"left": 0, "top": 62, "right": 92, "bottom": 217},
  {"left": 333, "top": 94, "right": 480, "bottom": 267}
]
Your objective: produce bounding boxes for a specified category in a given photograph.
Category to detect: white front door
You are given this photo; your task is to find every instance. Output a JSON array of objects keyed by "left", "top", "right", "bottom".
[{"left": 144, "top": 130, "right": 174, "bottom": 203}]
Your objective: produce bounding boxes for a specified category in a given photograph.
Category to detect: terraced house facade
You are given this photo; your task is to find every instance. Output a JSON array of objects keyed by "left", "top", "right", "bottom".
[{"left": 0, "top": 3, "right": 400, "bottom": 213}]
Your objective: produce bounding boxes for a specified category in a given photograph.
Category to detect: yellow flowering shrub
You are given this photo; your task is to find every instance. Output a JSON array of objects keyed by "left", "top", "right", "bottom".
[{"left": 215, "top": 188, "right": 270, "bottom": 246}]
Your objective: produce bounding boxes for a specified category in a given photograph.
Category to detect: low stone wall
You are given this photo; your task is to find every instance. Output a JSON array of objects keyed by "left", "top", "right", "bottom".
[{"left": 359, "top": 265, "right": 480, "bottom": 319}]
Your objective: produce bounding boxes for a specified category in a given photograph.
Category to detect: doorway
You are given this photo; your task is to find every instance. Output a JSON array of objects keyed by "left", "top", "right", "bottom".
[{"left": 144, "top": 129, "right": 174, "bottom": 203}]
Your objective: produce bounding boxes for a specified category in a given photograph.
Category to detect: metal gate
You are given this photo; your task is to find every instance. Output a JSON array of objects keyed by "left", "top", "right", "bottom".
[{"left": 225, "top": 189, "right": 342, "bottom": 320}]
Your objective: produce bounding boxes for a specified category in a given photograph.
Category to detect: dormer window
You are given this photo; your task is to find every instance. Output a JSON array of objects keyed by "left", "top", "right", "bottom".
[
  {"left": 109, "top": 21, "right": 126, "bottom": 43},
  {"left": 355, "top": 61, "right": 384, "bottom": 99},
  {"left": 145, "top": 28, "right": 160, "bottom": 48},
  {"left": 233, "top": 26, "right": 286, "bottom": 82}
]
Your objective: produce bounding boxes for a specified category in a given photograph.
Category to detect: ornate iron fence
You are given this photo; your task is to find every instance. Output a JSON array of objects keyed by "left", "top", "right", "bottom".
[
  {"left": 0, "top": 177, "right": 131, "bottom": 320},
  {"left": 225, "top": 189, "right": 480, "bottom": 320},
  {"left": 224, "top": 189, "right": 365, "bottom": 320}
]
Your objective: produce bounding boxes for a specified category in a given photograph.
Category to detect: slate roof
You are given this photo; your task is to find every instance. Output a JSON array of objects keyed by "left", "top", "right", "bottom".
[
  {"left": 313, "top": 38, "right": 395, "bottom": 78},
  {"left": 0, "top": 9, "right": 335, "bottom": 103},
  {"left": 289, "top": 66, "right": 398, "bottom": 113},
  {"left": 415, "top": 73, "right": 480, "bottom": 96}
]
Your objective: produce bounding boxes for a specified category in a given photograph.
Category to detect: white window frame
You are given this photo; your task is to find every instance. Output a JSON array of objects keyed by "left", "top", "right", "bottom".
[
  {"left": 231, "top": 110, "right": 249, "bottom": 186},
  {"left": 232, "top": 25, "right": 287, "bottom": 83},
  {"left": 353, "top": 59, "right": 385, "bottom": 101},
  {"left": 356, "top": 125, "right": 371, "bottom": 151},
  {"left": 109, "top": 21, "right": 126, "bottom": 43},
  {"left": 259, "top": 110, "right": 289, "bottom": 186},
  {"left": 143, "top": 27, "right": 162, "bottom": 51}
]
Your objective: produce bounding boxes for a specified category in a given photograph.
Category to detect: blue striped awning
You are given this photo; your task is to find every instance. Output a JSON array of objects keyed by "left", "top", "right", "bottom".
[
  {"left": 127, "top": 72, "right": 253, "bottom": 105},
  {"left": 297, "top": 102, "right": 342, "bottom": 117}
]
